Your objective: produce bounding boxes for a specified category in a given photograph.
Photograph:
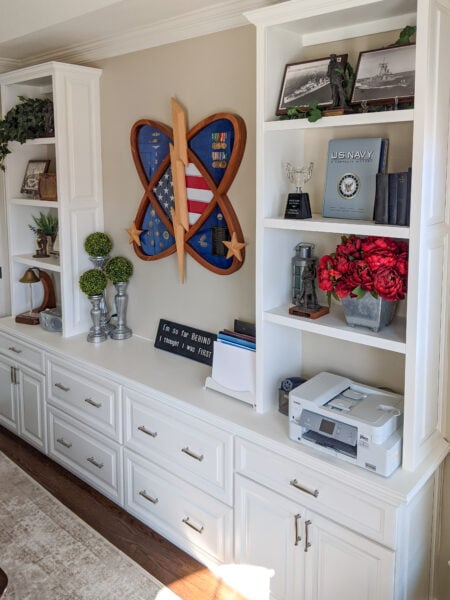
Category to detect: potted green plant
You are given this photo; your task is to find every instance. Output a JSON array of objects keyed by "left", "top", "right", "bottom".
[
  {"left": 28, "top": 211, "right": 58, "bottom": 255},
  {"left": 79, "top": 269, "right": 107, "bottom": 343},
  {"left": 0, "top": 96, "right": 54, "bottom": 170},
  {"left": 28, "top": 211, "right": 58, "bottom": 239},
  {"left": 84, "top": 232, "right": 113, "bottom": 258},
  {"left": 104, "top": 256, "right": 133, "bottom": 340}
]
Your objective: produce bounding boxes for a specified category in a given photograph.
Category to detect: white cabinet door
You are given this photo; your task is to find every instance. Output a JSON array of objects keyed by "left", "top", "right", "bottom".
[
  {"left": 235, "top": 475, "right": 305, "bottom": 600},
  {"left": 17, "top": 364, "right": 46, "bottom": 452},
  {"left": 0, "top": 354, "right": 17, "bottom": 432},
  {"left": 304, "top": 510, "right": 395, "bottom": 600}
]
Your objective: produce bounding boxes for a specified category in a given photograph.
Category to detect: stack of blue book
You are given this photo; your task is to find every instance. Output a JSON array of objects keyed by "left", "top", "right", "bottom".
[
  {"left": 216, "top": 329, "right": 256, "bottom": 352},
  {"left": 374, "top": 168, "right": 412, "bottom": 226}
]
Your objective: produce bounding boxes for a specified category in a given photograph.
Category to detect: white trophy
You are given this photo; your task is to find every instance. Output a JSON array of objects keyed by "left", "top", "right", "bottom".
[{"left": 284, "top": 161, "right": 314, "bottom": 219}]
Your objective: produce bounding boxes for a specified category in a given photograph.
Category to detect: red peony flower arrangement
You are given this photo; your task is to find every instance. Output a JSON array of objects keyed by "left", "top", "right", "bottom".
[{"left": 318, "top": 235, "right": 408, "bottom": 303}]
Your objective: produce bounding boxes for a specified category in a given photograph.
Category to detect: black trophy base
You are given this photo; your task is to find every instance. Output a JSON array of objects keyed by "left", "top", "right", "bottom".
[
  {"left": 284, "top": 193, "right": 312, "bottom": 219},
  {"left": 289, "top": 305, "right": 329, "bottom": 320}
]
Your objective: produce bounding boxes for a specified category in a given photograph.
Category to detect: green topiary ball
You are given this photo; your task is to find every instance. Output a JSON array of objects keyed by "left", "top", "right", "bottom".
[
  {"left": 79, "top": 269, "right": 107, "bottom": 296},
  {"left": 84, "top": 232, "right": 113, "bottom": 257},
  {"left": 104, "top": 256, "right": 133, "bottom": 283}
]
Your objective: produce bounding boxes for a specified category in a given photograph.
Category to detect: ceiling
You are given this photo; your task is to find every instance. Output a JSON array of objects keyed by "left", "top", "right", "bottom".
[{"left": 0, "top": 0, "right": 281, "bottom": 70}]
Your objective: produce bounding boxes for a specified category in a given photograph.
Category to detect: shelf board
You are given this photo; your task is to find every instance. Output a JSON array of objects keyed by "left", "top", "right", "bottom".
[
  {"left": 264, "top": 304, "right": 406, "bottom": 354},
  {"left": 12, "top": 254, "right": 60, "bottom": 272},
  {"left": 9, "top": 197, "right": 59, "bottom": 208},
  {"left": 25, "top": 137, "right": 55, "bottom": 145},
  {"left": 264, "top": 216, "right": 410, "bottom": 239},
  {"left": 264, "top": 110, "right": 414, "bottom": 132}
]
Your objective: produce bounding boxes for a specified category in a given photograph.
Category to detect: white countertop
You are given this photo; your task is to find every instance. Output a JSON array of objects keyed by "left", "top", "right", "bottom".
[{"left": 0, "top": 316, "right": 448, "bottom": 505}]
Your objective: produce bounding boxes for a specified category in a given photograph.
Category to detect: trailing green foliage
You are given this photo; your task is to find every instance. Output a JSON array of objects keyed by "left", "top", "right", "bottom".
[
  {"left": 394, "top": 25, "right": 416, "bottom": 45},
  {"left": 0, "top": 96, "right": 54, "bottom": 170},
  {"left": 281, "top": 101, "right": 323, "bottom": 122}
]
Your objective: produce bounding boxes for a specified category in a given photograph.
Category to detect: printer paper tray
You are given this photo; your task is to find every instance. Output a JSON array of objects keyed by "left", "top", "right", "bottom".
[{"left": 302, "top": 430, "right": 357, "bottom": 459}]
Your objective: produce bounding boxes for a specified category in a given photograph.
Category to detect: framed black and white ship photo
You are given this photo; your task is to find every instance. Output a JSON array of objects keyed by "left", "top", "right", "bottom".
[
  {"left": 276, "top": 54, "right": 347, "bottom": 115},
  {"left": 351, "top": 44, "right": 415, "bottom": 106}
]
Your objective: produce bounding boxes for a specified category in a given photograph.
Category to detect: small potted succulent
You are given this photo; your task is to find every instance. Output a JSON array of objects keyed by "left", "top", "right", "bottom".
[
  {"left": 79, "top": 269, "right": 108, "bottom": 343},
  {"left": 104, "top": 256, "right": 133, "bottom": 340}
]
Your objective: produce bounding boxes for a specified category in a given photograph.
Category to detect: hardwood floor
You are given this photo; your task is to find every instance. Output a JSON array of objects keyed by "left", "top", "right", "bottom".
[{"left": 0, "top": 426, "right": 247, "bottom": 600}]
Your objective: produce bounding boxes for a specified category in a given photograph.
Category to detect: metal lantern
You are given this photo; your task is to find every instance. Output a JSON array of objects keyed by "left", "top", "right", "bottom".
[{"left": 291, "top": 242, "right": 320, "bottom": 310}]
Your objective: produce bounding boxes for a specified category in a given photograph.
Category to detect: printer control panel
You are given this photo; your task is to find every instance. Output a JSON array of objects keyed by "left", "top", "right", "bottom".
[{"left": 299, "top": 409, "right": 358, "bottom": 446}]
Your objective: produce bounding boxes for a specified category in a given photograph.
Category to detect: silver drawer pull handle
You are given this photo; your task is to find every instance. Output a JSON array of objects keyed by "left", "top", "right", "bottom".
[
  {"left": 139, "top": 490, "right": 159, "bottom": 504},
  {"left": 8, "top": 346, "right": 22, "bottom": 354},
  {"left": 56, "top": 437, "right": 72, "bottom": 449},
  {"left": 84, "top": 397, "right": 102, "bottom": 408},
  {"left": 138, "top": 425, "right": 158, "bottom": 438},
  {"left": 294, "top": 513, "right": 301, "bottom": 546},
  {"left": 290, "top": 479, "right": 319, "bottom": 498},
  {"left": 87, "top": 456, "right": 104, "bottom": 469},
  {"left": 182, "top": 517, "right": 204, "bottom": 534},
  {"left": 55, "top": 382, "right": 70, "bottom": 392},
  {"left": 305, "top": 520, "right": 312, "bottom": 552},
  {"left": 181, "top": 447, "right": 204, "bottom": 462}
]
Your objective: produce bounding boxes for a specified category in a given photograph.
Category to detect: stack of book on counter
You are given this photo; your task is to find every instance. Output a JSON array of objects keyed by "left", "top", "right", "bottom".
[
  {"left": 374, "top": 168, "right": 412, "bottom": 225},
  {"left": 204, "top": 320, "right": 256, "bottom": 406},
  {"left": 322, "top": 137, "right": 389, "bottom": 221}
]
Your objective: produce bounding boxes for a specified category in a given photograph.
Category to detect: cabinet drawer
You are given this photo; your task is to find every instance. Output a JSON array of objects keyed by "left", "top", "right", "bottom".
[
  {"left": 124, "top": 449, "right": 233, "bottom": 565},
  {"left": 124, "top": 389, "right": 233, "bottom": 504},
  {"left": 48, "top": 407, "right": 123, "bottom": 505},
  {"left": 47, "top": 358, "right": 121, "bottom": 441},
  {"left": 235, "top": 437, "right": 397, "bottom": 547},
  {"left": 0, "top": 332, "right": 44, "bottom": 372}
]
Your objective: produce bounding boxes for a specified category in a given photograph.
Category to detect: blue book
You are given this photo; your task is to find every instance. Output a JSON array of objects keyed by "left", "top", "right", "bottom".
[
  {"left": 216, "top": 337, "right": 256, "bottom": 352},
  {"left": 395, "top": 171, "right": 409, "bottom": 226},
  {"left": 388, "top": 173, "right": 398, "bottom": 225},
  {"left": 217, "top": 332, "right": 256, "bottom": 350},
  {"left": 322, "top": 137, "right": 387, "bottom": 220}
]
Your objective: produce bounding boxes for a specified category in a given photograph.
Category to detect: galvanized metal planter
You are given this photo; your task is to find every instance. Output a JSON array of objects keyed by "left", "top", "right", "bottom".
[{"left": 341, "top": 294, "right": 397, "bottom": 332}]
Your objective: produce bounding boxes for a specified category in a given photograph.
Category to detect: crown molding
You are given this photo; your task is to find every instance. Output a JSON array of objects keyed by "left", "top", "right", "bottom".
[
  {"left": 9, "top": 0, "right": 272, "bottom": 68},
  {"left": 0, "top": 57, "right": 22, "bottom": 73}
]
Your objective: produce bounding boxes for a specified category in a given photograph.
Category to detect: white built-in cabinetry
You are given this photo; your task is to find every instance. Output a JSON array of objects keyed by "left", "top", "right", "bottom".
[
  {"left": 0, "top": 330, "right": 46, "bottom": 452},
  {"left": 0, "top": 62, "right": 103, "bottom": 337},
  {"left": 245, "top": 0, "right": 450, "bottom": 473},
  {"left": 0, "top": 318, "right": 446, "bottom": 599}
]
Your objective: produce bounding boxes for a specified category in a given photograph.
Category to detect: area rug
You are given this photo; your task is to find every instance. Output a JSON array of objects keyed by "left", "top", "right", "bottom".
[{"left": 0, "top": 452, "right": 180, "bottom": 600}]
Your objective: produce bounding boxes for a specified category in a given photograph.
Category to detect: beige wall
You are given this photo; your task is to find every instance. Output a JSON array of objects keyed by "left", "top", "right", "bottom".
[{"left": 91, "top": 26, "right": 256, "bottom": 341}]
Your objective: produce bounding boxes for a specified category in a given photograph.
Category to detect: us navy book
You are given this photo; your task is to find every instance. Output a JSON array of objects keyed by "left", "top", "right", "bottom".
[{"left": 322, "top": 137, "right": 387, "bottom": 220}]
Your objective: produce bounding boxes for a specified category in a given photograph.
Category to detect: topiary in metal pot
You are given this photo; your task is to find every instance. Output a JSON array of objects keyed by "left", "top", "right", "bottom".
[
  {"left": 84, "top": 232, "right": 113, "bottom": 259},
  {"left": 79, "top": 269, "right": 107, "bottom": 343},
  {"left": 104, "top": 257, "right": 133, "bottom": 340},
  {"left": 104, "top": 256, "right": 133, "bottom": 283}
]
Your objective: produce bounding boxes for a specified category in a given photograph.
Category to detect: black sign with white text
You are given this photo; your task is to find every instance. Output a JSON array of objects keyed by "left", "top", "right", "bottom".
[{"left": 154, "top": 319, "right": 216, "bottom": 365}]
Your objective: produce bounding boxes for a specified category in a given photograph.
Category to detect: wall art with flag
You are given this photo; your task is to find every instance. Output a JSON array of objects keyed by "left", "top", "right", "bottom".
[{"left": 129, "top": 102, "right": 247, "bottom": 279}]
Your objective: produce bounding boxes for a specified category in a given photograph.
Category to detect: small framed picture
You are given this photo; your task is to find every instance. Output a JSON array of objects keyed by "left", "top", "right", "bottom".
[
  {"left": 350, "top": 44, "right": 415, "bottom": 106},
  {"left": 276, "top": 55, "right": 348, "bottom": 115},
  {"left": 21, "top": 160, "right": 50, "bottom": 195}
]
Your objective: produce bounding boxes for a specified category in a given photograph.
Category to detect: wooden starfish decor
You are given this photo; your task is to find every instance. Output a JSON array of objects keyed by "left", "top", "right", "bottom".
[
  {"left": 129, "top": 98, "right": 247, "bottom": 282},
  {"left": 127, "top": 221, "right": 143, "bottom": 246}
]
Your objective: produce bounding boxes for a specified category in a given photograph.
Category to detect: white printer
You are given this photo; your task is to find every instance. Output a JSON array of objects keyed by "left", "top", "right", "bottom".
[{"left": 289, "top": 372, "right": 403, "bottom": 477}]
